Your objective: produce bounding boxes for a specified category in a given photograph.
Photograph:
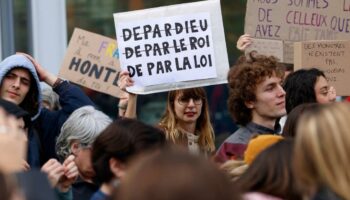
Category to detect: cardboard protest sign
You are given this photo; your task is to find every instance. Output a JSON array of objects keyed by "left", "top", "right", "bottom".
[
  {"left": 294, "top": 40, "right": 350, "bottom": 96},
  {"left": 245, "top": 0, "right": 350, "bottom": 63},
  {"left": 59, "top": 28, "right": 125, "bottom": 98},
  {"left": 114, "top": 0, "right": 229, "bottom": 94},
  {"left": 245, "top": 38, "right": 283, "bottom": 61}
]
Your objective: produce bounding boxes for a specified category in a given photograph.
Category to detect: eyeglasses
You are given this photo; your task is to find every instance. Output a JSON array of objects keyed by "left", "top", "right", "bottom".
[
  {"left": 177, "top": 97, "right": 203, "bottom": 105},
  {"left": 79, "top": 143, "right": 92, "bottom": 149}
]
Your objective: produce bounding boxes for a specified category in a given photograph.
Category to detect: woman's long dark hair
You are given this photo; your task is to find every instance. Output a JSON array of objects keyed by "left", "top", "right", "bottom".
[{"left": 236, "top": 139, "right": 303, "bottom": 200}]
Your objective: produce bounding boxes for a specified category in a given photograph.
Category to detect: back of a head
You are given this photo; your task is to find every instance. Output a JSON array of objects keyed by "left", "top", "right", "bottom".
[
  {"left": 115, "top": 147, "right": 240, "bottom": 200},
  {"left": 283, "top": 68, "right": 325, "bottom": 113},
  {"left": 227, "top": 53, "right": 284, "bottom": 125},
  {"left": 55, "top": 106, "right": 112, "bottom": 160},
  {"left": 282, "top": 103, "right": 319, "bottom": 138},
  {"left": 0, "top": 98, "right": 31, "bottom": 129},
  {"left": 294, "top": 102, "right": 350, "bottom": 200},
  {"left": 92, "top": 118, "right": 166, "bottom": 184},
  {"left": 41, "top": 87, "right": 60, "bottom": 110},
  {"left": 237, "top": 139, "right": 302, "bottom": 200}
]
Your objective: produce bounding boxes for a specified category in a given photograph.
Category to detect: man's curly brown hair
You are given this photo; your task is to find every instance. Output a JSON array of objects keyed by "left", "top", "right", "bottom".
[{"left": 227, "top": 53, "right": 285, "bottom": 126}]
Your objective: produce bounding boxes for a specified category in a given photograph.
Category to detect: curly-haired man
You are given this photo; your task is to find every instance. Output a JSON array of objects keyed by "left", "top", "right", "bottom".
[{"left": 216, "top": 54, "right": 286, "bottom": 162}]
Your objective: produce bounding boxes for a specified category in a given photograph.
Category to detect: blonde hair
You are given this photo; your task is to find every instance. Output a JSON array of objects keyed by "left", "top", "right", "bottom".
[
  {"left": 294, "top": 102, "right": 350, "bottom": 199},
  {"left": 220, "top": 160, "right": 248, "bottom": 181},
  {"left": 159, "top": 88, "right": 215, "bottom": 153}
]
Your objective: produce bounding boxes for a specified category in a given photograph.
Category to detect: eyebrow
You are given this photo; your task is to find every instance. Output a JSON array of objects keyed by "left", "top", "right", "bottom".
[
  {"left": 319, "top": 86, "right": 329, "bottom": 91},
  {"left": 263, "top": 82, "right": 278, "bottom": 89},
  {"left": 262, "top": 77, "right": 282, "bottom": 86},
  {"left": 8, "top": 72, "right": 31, "bottom": 82},
  {"left": 21, "top": 77, "right": 31, "bottom": 83}
]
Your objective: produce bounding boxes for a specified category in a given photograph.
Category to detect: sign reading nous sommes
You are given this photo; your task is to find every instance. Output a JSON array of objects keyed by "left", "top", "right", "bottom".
[{"left": 245, "top": 0, "right": 350, "bottom": 63}]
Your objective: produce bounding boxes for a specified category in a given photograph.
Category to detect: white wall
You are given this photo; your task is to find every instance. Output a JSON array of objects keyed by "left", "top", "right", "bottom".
[
  {"left": 30, "top": 0, "right": 67, "bottom": 75},
  {"left": 0, "top": 16, "right": 2, "bottom": 61}
]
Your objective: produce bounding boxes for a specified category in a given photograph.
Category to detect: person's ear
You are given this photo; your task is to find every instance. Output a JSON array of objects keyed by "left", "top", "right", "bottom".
[
  {"left": 109, "top": 158, "right": 126, "bottom": 179},
  {"left": 245, "top": 101, "right": 255, "bottom": 109},
  {"left": 70, "top": 142, "right": 80, "bottom": 155}
]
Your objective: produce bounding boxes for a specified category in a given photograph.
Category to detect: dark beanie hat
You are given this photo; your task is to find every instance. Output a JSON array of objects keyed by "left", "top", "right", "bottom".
[{"left": 0, "top": 98, "right": 31, "bottom": 128}]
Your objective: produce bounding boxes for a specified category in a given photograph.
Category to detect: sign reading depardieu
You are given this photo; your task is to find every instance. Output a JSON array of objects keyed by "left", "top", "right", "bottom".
[
  {"left": 118, "top": 13, "right": 216, "bottom": 86},
  {"left": 114, "top": 0, "right": 229, "bottom": 94}
]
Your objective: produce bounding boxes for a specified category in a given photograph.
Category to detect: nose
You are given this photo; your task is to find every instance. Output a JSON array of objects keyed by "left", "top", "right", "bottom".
[
  {"left": 277, "top": 84, "right": 286, "bottom": 97},
  {"left": 12, "top": 78, "right": 21, "bottom": 89},
  {"left": 187, "top": 98, "right": 195, "bottom": 106},
  {"left": 328, "top": 86, "right": 336, "bottom": 102}
]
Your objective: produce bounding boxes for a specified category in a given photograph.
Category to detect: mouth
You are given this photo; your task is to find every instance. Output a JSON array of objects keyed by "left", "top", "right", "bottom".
[
  {"left": 184, "top": 112, "right": 196, "bottom": 117},
  {"left": 7, "top": 91, "right": 19, "bottom": 97},
  {"left": 276, "top": 101, "right": 285, "bottom": 107}
]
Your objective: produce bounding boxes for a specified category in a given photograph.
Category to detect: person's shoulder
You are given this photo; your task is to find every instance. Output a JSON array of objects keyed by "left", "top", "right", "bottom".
[
  {"left": 90, "top": 189, "right": 108, "bottom": 200},
  {"left": 243, "top": 192, "right": 283, "bottom": 200},
  {"left": 155, "top": 124, "right": 168, "bottom": 135},
  {"left": 224, "top": 126, "right": 251, "bottom": 144}
]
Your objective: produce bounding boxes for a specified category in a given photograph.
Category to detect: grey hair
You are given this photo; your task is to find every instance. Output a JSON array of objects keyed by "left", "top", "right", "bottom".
[
  {"left": 42, "top": 87, "right": 61, "bottom": 110},
  {"left": 56, "top": 106, "right": 112, "bottom": 160}
]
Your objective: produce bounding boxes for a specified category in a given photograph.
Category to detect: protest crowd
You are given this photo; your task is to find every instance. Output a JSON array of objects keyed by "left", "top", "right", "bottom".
[{"left": 1, "top": 1, "right": 350, "bottom": 200}]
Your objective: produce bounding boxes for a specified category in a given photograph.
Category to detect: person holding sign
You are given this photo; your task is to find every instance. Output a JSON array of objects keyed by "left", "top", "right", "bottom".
[
  {"left": 216, "top": 54, "right": 286, "bottom": 163},
  {"left": 116, "top": 71, "right": 137, "bottom": 118},
  {"left": 115, "top": 70, "right": 214, "bottom": 155},
  {"left": 158, "top": 87, "right": 215, "bottom": 156}
]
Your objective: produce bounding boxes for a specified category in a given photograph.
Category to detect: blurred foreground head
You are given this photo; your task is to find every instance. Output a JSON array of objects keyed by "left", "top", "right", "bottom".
[
  {"left": 294, "top": 102, "right": 350, "bottom": 199},
  {"left": 115, "top": 147, "right": 240, "bottom": 200},
  {"left": 237, "top": 139, "right": 302, "bottom": 200}
]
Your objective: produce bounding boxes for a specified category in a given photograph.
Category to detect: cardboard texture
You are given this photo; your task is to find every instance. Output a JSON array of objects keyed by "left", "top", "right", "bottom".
[
  {"left": 245, "top": 0, "right": 350, "bottom": 63},
  {"left": 59, "top": 28, "right": 125, "bottom": 98},
  {"left": 294, "top": 40, "right": 350, "bottom": 96},
  {"left": 245, "top": 38, "right": 283, "bottom": 61}
]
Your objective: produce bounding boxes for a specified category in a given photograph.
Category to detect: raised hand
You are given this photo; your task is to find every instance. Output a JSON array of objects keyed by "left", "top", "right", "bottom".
[
  {"left": 236, "top": 34, "right": 252, "bottom": 52},
  {"left": 16, "top": 52, "right": 58, "bottom": 86},
  {"left": 16, "top": 52, "right": 48, "bottom": 81},
  {"left": 118, "top": 71, "right": 134, "bottom": 91}
]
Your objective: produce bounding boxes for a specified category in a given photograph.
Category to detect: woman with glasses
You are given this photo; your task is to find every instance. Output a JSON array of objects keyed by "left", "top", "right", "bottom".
[{"left": 158, "top": 87, "right": 215, "bottom": 156}]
